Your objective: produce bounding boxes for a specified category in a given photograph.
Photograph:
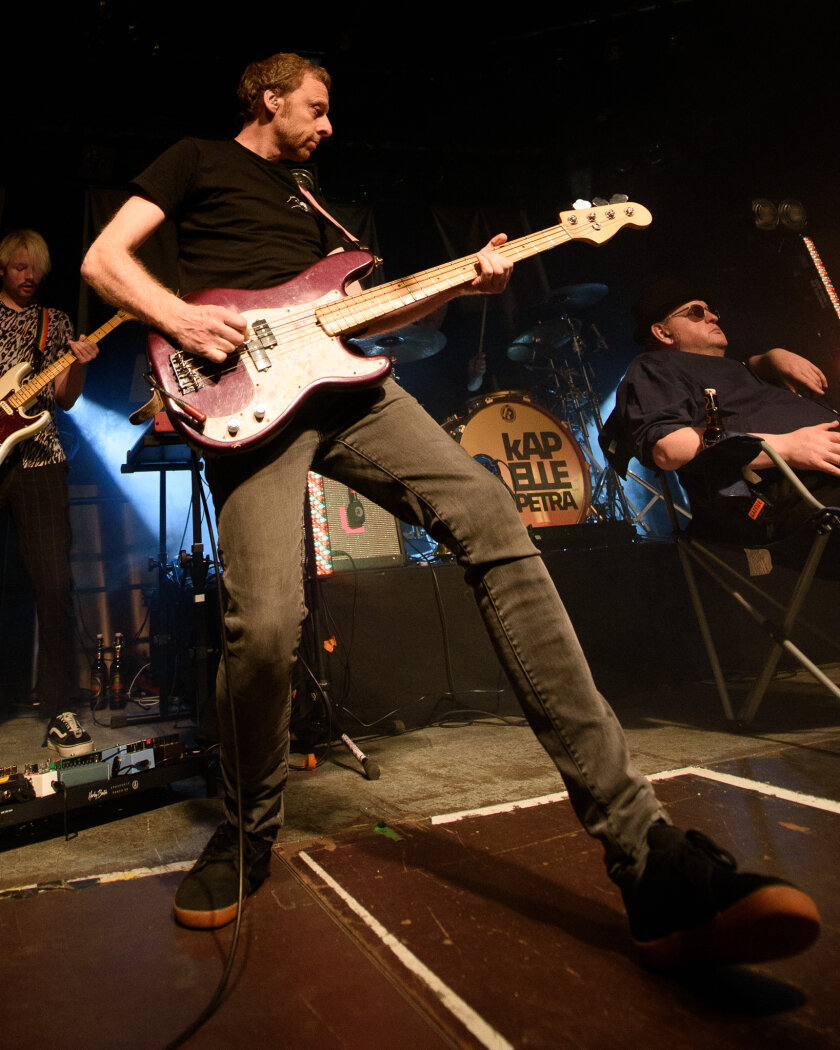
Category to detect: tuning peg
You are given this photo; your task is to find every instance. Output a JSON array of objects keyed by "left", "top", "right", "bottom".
[
  {"left": 609, "top": 193, "right": 629, "bottom": 204},
  {"left": 592, "top": 197, "right": 609, "bottom": 206}
]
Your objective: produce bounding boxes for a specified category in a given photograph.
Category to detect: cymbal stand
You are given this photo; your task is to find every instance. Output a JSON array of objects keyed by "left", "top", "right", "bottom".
[
  {"left": 568, "top": 327, "right": 653, "bottom": 528},
  {"left": 528, "top": 327, "right": 649, "bottom": 530},
  {"left": 575, "top": 327, "right": 659, "bottom": 529},
  {"left": 549, "top": 355, "right": 690, "bottom": 532}
]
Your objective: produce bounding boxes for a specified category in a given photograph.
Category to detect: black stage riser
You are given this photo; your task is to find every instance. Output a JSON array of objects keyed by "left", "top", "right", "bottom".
[{"left": 316, "top": 542, "right": 840, "bottom": 732}]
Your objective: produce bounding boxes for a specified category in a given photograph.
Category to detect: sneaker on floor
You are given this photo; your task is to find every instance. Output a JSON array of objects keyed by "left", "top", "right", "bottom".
[
  {"left": 174, "top": 821, "right": 273, "bottom": 930},
  {"left": 622, "top": 822, "right": 821, "bottom": 969},
  {"left": 45, "top": 712, "right": 95, "bottom": 758}
]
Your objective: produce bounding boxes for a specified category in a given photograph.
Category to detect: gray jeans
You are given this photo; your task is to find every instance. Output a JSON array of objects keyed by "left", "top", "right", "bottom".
[{"left": 205, "top": 378, "right": 664, "bottom": 883}]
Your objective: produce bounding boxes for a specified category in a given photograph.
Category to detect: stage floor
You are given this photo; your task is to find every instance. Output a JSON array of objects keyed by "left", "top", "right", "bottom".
[{"left": 1, "top": 670, "right": 839, "bottom": 1049}]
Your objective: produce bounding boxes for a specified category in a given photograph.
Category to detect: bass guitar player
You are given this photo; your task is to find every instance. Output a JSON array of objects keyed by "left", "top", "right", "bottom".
[{"left": 80, "top": 50, "right": 820, "bottom": 972}]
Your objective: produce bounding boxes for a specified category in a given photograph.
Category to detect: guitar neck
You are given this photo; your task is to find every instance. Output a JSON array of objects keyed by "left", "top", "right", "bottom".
[
  {"left": 6, "top": 310, "right": 131, "bottom": 409},
  {"left": 6, "top": 350, "right": 79, "bottom": 409},
  {"left": 317, "top": 224, "right": 572, "bottom": 336},
  {"left": 315, "top": 202, "right": 650, "bottom": 337}
]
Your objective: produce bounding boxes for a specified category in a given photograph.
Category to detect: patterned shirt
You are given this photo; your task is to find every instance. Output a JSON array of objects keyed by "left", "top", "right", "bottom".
[{"left": 0, "top": 301, "right": 74, "bottom": 467}]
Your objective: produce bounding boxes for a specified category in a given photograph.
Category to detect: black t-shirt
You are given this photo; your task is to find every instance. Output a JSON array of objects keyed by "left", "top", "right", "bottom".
[{"left": 132, "top": 137, "right": 347, "bottom": 293}]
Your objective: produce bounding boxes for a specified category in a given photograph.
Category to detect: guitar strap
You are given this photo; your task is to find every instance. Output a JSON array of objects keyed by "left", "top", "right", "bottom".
[
  {"left": 35, "top": 307, "right": 49, "bottom": 354},
  {"left": 129, "top": 388, "right": 164, "bottom": 426},
  {"left": 296, "top": 186, "right": 372, "bottom": 252}
]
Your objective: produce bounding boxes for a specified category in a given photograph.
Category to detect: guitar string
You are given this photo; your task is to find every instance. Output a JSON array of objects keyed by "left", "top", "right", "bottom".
[
  {"left": 312, "top": 209, "right": 641, "bottom": 333},
  {"left": 318, "top": 222, "right": 577, "bottom": 332},
  {"left": 181, "top": 220, "right": 579, "bottom": 377}
]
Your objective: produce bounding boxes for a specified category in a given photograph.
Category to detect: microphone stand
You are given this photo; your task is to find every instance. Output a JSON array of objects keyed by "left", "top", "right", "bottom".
[{"left": 298, "top": 494, "right": 381, "bottom": 780}]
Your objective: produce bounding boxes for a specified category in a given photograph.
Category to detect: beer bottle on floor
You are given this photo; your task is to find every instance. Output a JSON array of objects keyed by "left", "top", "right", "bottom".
[
  {"left": 109, "top": 632, "right": 126, "bottom": 709},
  {"left": 90, "top": 634, "right": 108, "bottom": 709}
]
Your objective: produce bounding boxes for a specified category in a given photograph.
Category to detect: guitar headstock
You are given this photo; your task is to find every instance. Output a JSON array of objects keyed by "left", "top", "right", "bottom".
[{"left": 558, "top": 202, "right": 652, "bottom": 245}]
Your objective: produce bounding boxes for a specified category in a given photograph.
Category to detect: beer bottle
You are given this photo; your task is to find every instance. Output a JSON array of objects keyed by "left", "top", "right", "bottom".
[
  {"left": 109, "top": 632, "right": 126, "bottom": 709},
  {"left": 702, "top": 388, "right": 725, "bottom": 448},
  {"left": 90, "top": 634, "right": 108, "bottom": 709}
]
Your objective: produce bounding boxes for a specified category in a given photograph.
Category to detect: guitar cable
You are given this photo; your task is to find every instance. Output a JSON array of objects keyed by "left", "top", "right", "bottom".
[
  {"left": 142, "top": 373, "right": 208, "bottom": 426},
  {"left": 162, "top": 457, "right": 245, "bottom": 1050}
]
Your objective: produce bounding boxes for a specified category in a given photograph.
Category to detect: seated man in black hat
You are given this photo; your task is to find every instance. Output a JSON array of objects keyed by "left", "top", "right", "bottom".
[{"left": 602, "top": 279, "right": 840, "bottom": 546}]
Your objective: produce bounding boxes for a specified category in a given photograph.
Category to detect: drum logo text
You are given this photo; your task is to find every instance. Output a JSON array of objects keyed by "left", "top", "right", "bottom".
[{"left": 502, "top": 430, "right": 579, "bottom": 513}]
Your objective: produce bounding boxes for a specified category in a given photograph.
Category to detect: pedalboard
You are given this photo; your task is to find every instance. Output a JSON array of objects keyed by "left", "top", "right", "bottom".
[{"left": 0, "top": 733, "right": 217, "bottom": 830}]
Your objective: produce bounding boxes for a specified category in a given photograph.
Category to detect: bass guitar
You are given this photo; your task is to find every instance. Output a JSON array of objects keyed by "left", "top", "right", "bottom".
[
  {"left": 147, "top": 201, "right": 652, "bottom": 454},
  {"left": 0, "top": 310, "right": 132, "bottom": 466}
]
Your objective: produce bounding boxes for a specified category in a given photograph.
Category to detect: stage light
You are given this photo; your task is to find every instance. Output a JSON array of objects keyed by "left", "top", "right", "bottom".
[
  {"left": 68, "top": 395, "right": 212, "bottom": 553},
  {"left": 751, "top": 198, "right": 778, "bottom": 230},
  {"left": 751, "top": 197, "right": 807, "bottom": 232},
  {"left": 778, "top": 198, "right": 807, "bottom": 231}
]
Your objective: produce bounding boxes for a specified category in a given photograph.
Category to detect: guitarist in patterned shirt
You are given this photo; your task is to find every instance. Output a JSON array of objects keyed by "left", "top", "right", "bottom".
[{"left": 0, "top": 229, "right": 98, "bottom": 756}]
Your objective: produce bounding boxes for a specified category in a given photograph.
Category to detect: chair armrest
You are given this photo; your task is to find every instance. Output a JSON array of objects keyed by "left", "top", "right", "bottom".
[{"left": 759, "top": 440, "right": 827, "bottom": 512}]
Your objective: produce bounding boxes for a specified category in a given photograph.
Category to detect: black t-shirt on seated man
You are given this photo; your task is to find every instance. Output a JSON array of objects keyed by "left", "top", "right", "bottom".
[
  {"left": 131, "top": 137, "right": 347, "bottom": 294},
  {"left": 604, "top": 349, "right": 840, "bottom": 544}
]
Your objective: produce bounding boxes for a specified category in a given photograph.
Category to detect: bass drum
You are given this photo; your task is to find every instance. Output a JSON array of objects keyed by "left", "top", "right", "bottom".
[{"left": 443, "top": 391, "right": 590, "bottom": 529}]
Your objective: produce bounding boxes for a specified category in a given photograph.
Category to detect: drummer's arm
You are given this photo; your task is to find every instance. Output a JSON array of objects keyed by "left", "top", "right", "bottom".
[
  {"left": 340, "top": 233, "right": 512, "bottom": 337},
  {"left": 467, "top": 349, "right": 487, "bottom": 392}
]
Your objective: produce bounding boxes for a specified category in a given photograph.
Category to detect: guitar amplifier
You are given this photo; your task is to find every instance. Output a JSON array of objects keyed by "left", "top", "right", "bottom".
[{"left": 308, "top": 473, "right": 405, "bottom": 574}]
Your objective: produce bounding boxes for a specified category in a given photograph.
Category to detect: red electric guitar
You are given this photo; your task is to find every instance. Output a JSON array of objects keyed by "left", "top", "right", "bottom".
[
  {"left": 146, "top": 202, "right": 652, "bottom": 454},
  {"left": 0, "top": 309, "right": 132, "bottom": 466}
]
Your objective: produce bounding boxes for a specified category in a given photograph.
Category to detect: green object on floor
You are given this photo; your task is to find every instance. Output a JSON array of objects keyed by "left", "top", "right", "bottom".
[{"left": 374, "top": 821, "right": 402, "bottom": 842}]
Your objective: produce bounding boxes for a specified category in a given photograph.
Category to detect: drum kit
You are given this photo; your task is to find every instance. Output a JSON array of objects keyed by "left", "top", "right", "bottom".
[
  {"left": 498, "top": 281, "right": 633, "bottom": 528},
  {"left": 353, "top": 282, "right": 636, "bottom": 539}
]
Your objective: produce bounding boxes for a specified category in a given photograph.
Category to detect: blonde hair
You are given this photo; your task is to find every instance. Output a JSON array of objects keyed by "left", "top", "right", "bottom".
[
  {"left": 237, "top": 52, "right": 330, "bottom": 120},
  {"left": 0, "top": 228, "right": 51, "bottom": 278}
]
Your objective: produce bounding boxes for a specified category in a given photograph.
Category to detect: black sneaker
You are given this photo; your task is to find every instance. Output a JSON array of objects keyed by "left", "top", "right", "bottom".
[
  {"left": 173, "top": 821, "right": 273, "bottom": 930},
  {"left": 45, "top": 712, "right": 95, "bottom": 758},
  {"left": 622, "top": 822, "right": 820, "bottom": 968}
]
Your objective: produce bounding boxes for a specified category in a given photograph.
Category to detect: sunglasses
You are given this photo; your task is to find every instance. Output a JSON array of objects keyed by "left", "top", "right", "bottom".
[{"left": 664, "top": 303, "right": 719, "bottom": 323}]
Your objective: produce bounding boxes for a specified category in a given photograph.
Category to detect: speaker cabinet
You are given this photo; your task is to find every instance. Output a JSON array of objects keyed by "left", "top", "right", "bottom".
[{"left": 308, "top": 473, "right": 405, "bottom": 573}]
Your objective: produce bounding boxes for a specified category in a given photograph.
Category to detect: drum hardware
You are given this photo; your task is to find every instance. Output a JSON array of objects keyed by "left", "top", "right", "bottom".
[
  {"left": 511, "top": 305, "right": 649, "bottom": 531},
  {"left": 506, "top": 316, "right": 577, "bottom": 362},
  {"left": 541, "top": 321, "right": 650, "bottom": 531},
  {"left": 400, "top": 522, "right": 442, "bottom": 564}
]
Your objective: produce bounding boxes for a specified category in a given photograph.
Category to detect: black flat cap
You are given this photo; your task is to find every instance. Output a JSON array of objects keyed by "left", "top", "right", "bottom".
[{"left": 632, "top": 279, "right": 709, "bottom": 344}]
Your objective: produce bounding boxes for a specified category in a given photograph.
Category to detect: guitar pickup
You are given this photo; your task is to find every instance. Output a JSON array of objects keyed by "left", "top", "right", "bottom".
[
  {"left": 244, "top": 319, "right": 276, "bottom": 372},
  {"left": 169, "top": 351, "right": 205, "bottom": 395}
]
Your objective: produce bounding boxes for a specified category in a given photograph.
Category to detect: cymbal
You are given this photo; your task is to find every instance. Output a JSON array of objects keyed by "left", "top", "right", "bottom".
[
  {"left": 507, "top": 317, "right": 579, "bottom": 361},
  {"left": 351, "top": 325, "right": 447, "bottom": 363},
  {"left": 534, "top": 282, "right": 608, "bottom": 314}
]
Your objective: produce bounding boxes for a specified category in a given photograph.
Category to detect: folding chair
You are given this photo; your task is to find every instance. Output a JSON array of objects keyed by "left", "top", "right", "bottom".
[{"left": 656, "top": 439, "right": 840, "bottom": 726}]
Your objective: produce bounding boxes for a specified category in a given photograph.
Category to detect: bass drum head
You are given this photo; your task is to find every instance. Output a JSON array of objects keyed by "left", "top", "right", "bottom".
[{"left": 451, "top": 392, "right": 590, "bottom": 528}]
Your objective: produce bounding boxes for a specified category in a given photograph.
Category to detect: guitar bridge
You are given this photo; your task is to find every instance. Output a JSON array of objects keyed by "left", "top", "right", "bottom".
[
  {"left": 169, "top": 351, "right": 205, "bottom": 395},
  {"left": 244, "top": 319, "right": 276, "bottom": 372}
]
